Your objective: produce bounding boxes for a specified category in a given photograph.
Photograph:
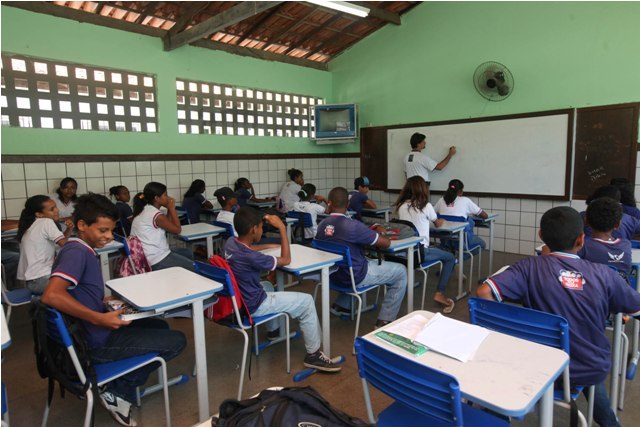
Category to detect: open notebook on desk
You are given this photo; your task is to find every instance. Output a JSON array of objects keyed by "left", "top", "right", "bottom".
[{"left": 378, "top": 313, "right": 490, "bottom": 362}]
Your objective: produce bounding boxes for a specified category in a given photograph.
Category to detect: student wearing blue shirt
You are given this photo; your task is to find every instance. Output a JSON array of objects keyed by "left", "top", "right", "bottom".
[
  {"left": 316, "top": 187, "right": 407, "bottom": 328},
  {"left": 234, "top": 177, "right": 276, "bottom": 207},
  {"left": 182, "top": 179, "right": 213, "bottom": 223},
  {"left": 610, "top": 178, "right": 640, "bottom": 220},
  {"left": 109, "top": 185, "right": 133, "bottom": 235},
  {"left": 478, "top": 206, "right": 640, "bottom": 427},
  {"left": 348, "top": 176, "right": 377, "bottom": 221},
  {"left": 224, "top": 207, "right": 341, "bottom": 372},
  {"left": 42, "top": 194, "right": 186, "bottom": 427},
  {"left": 583, "top": 185, "right": 640, "bottom": 240}
]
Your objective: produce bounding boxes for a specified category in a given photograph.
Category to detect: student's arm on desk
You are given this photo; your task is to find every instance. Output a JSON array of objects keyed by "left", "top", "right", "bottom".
[
  {"left": 264, "top": 214, "right": 291, "bottom": 266},
  {"left": 42, "top": 277, "right": 131, "bottom": 329},
  {"left": 476, "top": 210, "right": 489, "bottom": 220},
  {"left": 607, "top": 270, "right": 640, "bottom": 320},
  {"left": 433, "top": 218, "right": 445, "bottom": 228},
  {"left": 373, "top": 234, "right": 392, "bottom": 249},
  {"left": 363, "top": 199, "right": 377, "bottom": 209}
]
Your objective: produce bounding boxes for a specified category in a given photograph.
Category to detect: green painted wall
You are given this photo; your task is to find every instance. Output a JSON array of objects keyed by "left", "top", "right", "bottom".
[
  {"left": 0, "top": 6, "right": 347, "bottom": 155},
  {"left": 331, "top": 1, "right": 640, "bottom": 140}
]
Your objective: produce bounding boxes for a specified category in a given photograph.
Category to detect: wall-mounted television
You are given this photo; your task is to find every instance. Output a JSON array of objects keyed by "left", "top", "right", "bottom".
[{"left": 313, "top": 103, "right": 357, "bottom": 142}]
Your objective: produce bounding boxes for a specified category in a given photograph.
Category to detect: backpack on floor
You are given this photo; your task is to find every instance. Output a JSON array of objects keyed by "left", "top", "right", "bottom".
[{"left": 211, "top": 386, "right": 371, "bottom": 427}]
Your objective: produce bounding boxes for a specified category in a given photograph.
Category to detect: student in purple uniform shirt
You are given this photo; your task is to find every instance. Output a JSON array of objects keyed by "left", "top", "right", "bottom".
[
  {"left": 234, "top": 177, "right": 276, "bottom": 207},
  {"left": 478, "top": 206, "right": 640, "bottom": 427},
  {"left": 42, "top": 194, "right": 186, "bottom": 427},
  {"left": 224, "top": 207, "right": 341, "bottom": 373},
  {"left": 316, "top": 187, "right": 407, "bottom": 328},
  {"left": 610, "top": 177, "right": 640, "bottom": 220},
  {"left": 109, "top": 185, "right": 133, "bottom": 235},
  {"left": 182, "top": 179, "right": 213, "bottom": 224},
  {"left": 582, "top": 185, "right": 640, "bottom": 240},
  {"left": 348, "top": 176, "right": 377, "bottom": 221}
]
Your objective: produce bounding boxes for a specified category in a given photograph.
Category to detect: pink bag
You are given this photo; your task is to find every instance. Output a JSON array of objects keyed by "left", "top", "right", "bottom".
[{"left": 117, "top": 236, "right": 151, "bottom": 277}]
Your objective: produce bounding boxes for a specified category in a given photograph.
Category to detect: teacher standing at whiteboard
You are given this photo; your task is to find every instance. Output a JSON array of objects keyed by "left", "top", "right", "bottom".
[{"left": 404, "top": 132, "right": 456, "bottom": 184}]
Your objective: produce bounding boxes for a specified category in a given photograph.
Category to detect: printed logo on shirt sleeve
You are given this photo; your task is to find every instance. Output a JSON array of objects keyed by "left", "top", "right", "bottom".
[
  {"left": 558, "top": 270, "right": 585, "bottom": 291},
  {"left": 324, "top": 224, "right": 335, "bottom": 237}
]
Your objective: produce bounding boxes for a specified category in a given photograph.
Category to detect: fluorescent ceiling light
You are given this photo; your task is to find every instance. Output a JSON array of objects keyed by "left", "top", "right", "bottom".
[{"left": 305, "top": 1, "right": 370, "bottom": 18}]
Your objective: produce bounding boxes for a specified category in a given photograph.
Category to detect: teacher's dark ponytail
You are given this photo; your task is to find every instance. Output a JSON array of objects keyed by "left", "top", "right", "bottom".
[{"left": 443, "top": 179, "right": 464, "bottom": 205}]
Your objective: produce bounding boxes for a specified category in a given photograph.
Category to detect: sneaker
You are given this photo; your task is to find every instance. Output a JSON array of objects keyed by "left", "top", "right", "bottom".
[
  {"left": 330, "top": 303, "right": 351, "bottom": 317},
  {"left": 304, "top": 351, "right": 342, "bottom": 372},
  {"left": 99, "top": 390, "right": 137, "bottom": 427},
  {"left": 267, "top": 329, "right": 280, "bottom": 341}
]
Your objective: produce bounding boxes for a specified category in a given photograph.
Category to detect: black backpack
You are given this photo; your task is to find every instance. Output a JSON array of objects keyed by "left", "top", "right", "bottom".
[
  {"left": 211, "top": 386, "right": 371, "bottom": 427},
  {"left": 31, "top": 300, "right": 98, "bottom": 411}
]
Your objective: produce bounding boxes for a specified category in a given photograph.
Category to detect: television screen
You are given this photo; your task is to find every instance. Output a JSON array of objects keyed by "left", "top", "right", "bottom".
[{"left": 314, "top": 104, "right": 356, "bottom": 139}]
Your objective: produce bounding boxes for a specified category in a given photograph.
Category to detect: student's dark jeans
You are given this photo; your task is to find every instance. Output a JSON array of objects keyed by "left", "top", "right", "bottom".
[
  {"left": 90, "top": 318, "right": 186, "bottom": 403},
  {"left": 587, "top": 381, "right": 620, "bottom": 427},
  {"left": 151, "top": 248, "right": 194, "bottom": 272}
]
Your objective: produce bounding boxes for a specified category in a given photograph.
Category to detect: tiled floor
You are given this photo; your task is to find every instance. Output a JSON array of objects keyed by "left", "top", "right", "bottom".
[{"left": 2, "top": 251, "right": 639, "bottom": 426}]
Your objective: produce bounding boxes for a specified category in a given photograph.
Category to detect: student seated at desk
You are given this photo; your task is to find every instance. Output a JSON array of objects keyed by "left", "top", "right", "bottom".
[
  {"left": 610, "top": 177, "right": 640, "bottom": 220},
  {"left": 234, "top": 177, "right": 275, "bottom": 207},
  {"left": 395, "top": 177, "right": 456, "bottom": 313},
  {"left": 130, "top": 182, "right": 194, "bottom": 271},
  {"left": 293, "top": 184, "right": 326, "bottom": 240},
  {"left": 214, "top": 186, "right": 239, "bottom": 237},
  {"left": 1, "top": 219, "right": 20, "bottom": 288},
  {"left": 50, "top": 177, "right": 78, "bottom": 223},
  {"left": 316, "top": 187, "right": 407, "bottom": 328},
  {"left": 109, "top": 185, "right": 133, "bottom": 235},
  {"left": 42, "top": 193, "right": 186, "bottom": 427},
  {"left": 583, "top": 185, "right": 640, "bottom": 240},
  {"left": 276, "top": 168, "right": 304, "bottom": 213},
  {"left": 182, "top": 179, "right": 214, "bottom": 224},
  {"left": 16, "top": 195, "right": 73, "bottom": 294},
  {"left": 224, "top": 207, "right": 341, "bottom": 372},
  {"left": 348, "top": 176, "right": 377, "bottom": 221},
  {"left": 434, "top": 179, "right": 488, "bottom": 250},
  {"left": 477, "top": 206, "right": 640, "bottom": 427}
]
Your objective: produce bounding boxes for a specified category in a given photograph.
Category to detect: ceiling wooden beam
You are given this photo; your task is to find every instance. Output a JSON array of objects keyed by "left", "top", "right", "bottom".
[
  {"left": 261, "top": 6, "right": 321, "bottom": 49},
  {"left": 165, "top": 1, "right": 210, "bottom": 36},
  {"left": 191, "top": 39, "right": 327, "bottom": 71},
  {"left": 94, "top": 1, "right": 106, "bottom": 16},
  {"left": 133, "top": 1, "right": 161, "bottom": 24},
  {"left": 164, "top": 1, "right": 283, "bottom": 51},
  {"left": 301, "top": 17, "right": 362, "bottom": 58},
  {"left": 235, "top": 4, "right": 283, "bottom": 45},
  {"left": 281, "top": 12, "right": 344, "bottom": 55},
  {"left": 347, "top": 2, "right": 401, "bottom": 25}
]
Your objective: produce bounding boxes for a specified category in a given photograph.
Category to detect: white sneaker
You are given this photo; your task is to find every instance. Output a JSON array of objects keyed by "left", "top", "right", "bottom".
[{"left": 99, "top": 390, "right": 137, "bottom": 427}]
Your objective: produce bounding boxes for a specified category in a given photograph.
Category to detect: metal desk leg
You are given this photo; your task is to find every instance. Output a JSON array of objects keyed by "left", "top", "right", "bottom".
[
  {"left": 610, "top": 313, "right": 622, "bottom": 412},
  {"left": 321, "top": 266, "right": 331, "bottom": 357},
  {"left": 406, "top": 248, "right": 414, "bottom": 313},
  {"left": 488, "top": 219, "right": 495, "bottom": 273},
  {"left": 456, "top": 229, "right": 466, "bottom": 300},
  {"left": 286, "top": 223, "right": 293, "bottom": 242},
  {"left": 384, "top": 211, "right": 390, "bottom": 223},
  {"left": 539, "top": 385, "right": 554, "bottom": 427},
  {"left": 99, "top": 252, "right": 111, "bottom": 282},
  {"left": 206, "top": 236, "right": 214, "bottom": 258},
  {"left": 192, "top": 298, "right": 209, "bottom": 422}
]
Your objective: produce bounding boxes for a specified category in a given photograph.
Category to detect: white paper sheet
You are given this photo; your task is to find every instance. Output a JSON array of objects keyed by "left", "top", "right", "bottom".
[
  {"left": 385, "top": 313, "right": 430, "bottom": 342},
  {"left": 414, "top": 313, "right": 490, "bottom": 362}
]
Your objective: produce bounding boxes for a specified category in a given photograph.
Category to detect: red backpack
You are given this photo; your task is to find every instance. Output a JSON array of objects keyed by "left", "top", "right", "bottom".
[{"left": 204, "top": 255, "right": 254, "bottom": 326}]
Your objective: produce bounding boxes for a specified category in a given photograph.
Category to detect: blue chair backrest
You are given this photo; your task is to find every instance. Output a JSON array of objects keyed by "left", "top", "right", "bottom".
[
  {"left": 113, "top": 233, "right": 132, "bottom": 258},
  {"left": 631, "top": 240, "right": 640, "bottom": 249},
  {"left": 193, "top": 261, "right": 235, "bottom": 298},
  {"left": 212, "top": 220, "right": 235, "bottom": 238},
  {"left": 355, "top": 337, "right": 464, "bottom": 426},
  {"left": 437, "top": 214, "right": 475, "bottom": 233},
  {"left": 46, "top": 307, "right": 74, "bottom": 348},
  {"left": 311, "top": 239, "right": 351, "bottom": 268},
  {"left": 468, "top": 297, "right": 569, "bottom": 353},
  {"left": 287, "top": 211, "right": 314, "bottom": 228},
  {"left": 115, "top": 219, "right": 128, "bottom": 237}
]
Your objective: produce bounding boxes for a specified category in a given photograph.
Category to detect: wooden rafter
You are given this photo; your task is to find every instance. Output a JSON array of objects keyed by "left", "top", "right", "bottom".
[
  {"left": 133, "top": 1, "right": 161, "bottom": 24},
  {"left": 261, "top": 5, "right": 321, "bottom": 49},
  {"left": 301, "top": 17, "right": 362, "bottom": 59},
  {"left": 165, "top": 1, "right": 210, "bottom": 36},
  {"left": 164, "top": 1, "right": 283, "bottom": 51},
  {"left": 281, "top": 12, "right": 344, "bottom": 55},
  {"left": 235, "top": 4, "right": 283, "bottom": 45},
  {"left": 94, "top": 1, "right": 106, "bottom": 15},
  {"left": 347, "top": 2, "right": 401, "bottom": 25}
]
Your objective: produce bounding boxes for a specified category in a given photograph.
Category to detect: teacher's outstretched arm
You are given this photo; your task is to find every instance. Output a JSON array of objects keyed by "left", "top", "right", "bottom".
[{"left": 435, "top": 146, "right": 457, "bottom": 171}]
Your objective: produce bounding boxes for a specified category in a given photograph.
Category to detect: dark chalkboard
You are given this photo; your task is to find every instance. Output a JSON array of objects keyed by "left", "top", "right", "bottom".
[{"left": 573, "top": 103, "right": 639, "bottom": 199}]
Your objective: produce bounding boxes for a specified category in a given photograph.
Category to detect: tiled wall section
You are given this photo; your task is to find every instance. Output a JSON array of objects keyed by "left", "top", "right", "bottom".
[{"left": 2, "top": 153, "right": 640, "bottom": 256}]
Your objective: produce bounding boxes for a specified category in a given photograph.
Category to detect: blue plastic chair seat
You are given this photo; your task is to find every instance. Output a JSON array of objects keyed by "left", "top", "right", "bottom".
[
  {"left": 329, "top": 282, "right": 379, "bottom": 295},
  {"left": 377, "top": 399, "right": 510, "bottom": 427},
  {"left": 94, "top": 352, "right": 160, "bottom": 384},
  {"left": 3, "top": 288, "right": 32, "bottom": 305},
  {"left": 553, "top": 386, "right": 584, "bottom": 402}
]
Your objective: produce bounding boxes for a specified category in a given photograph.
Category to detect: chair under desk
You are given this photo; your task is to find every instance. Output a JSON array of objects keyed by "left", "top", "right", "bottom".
[
  {"left": 106, "top": 267, "right": 223, "bottom": 423},
  {"left": 429, "top": 221, "right": 468, "bottom": 300},
  {"left": 177, "top": 223, "right": 226, "bottom": 257},
  {"left": 377, "top": 236, "right": 423, "bottom": 313},
  {"left": 95, "top": 240, "right": 124, "bottom": 282},
  {"left": 471, "top": 213, "right": 499, "bottom": 273}
]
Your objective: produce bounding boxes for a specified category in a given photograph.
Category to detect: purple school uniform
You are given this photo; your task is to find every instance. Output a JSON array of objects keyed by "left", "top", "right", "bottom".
[
  {"left": 224, "top": 237, "right": 277, "bottom": 313},
  {"left": 578, "top": 237, "right": 632, "bottom": 274},
  {"left": 485, "top": 252, "right": 640, "bottom": 386},
  {"left": 236, "top": 188, "right": 252, "bottom": 207},
  {"left": 50, "top": 238, "right": 111, "bottom": 349},
  {"left": 183, "top": 193, "right": 206, "bottom": 223},
  {"left": 582, "top": 211, "right": 640, "bottom": 240},
  {"left": 348, "top": 191, "right": 369, "bottom": 219},
  {"left": 623, "top": 204, "right": 640, "bottom": 220},
  {"left": 316, "top": 213, "right": 379, "bottom": 285}
]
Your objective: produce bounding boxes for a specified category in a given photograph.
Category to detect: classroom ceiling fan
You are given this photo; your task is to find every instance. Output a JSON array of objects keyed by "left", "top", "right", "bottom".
[{"left": 473, "top": 61, "right": 514, "bottom": 101}]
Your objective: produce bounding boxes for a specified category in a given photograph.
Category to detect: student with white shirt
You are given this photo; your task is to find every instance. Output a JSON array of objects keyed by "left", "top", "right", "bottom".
[
  {"left": 395, "top": 176, "right": 456, "bottom": 313},
  {"left": 403, "top": 133, "right": 456, "bottom": 184},
  {"left": 292, "top": 183, "right": 326, "bottom": 239},
  {"left": 276, "top": 168, "right": 304, "bottom": 213},
  {"left": 214, "top": 186, "right": 239, "bottom": 237},
  {"left": 434, "top": 179, "right": 488, "bottom": 251},
  {"left": 50, "top": 177, "right": 78, "bottom": 222},
  {"left": 16, "top": 195, "right": 73, "bottom": 293},
  {"left": 130, "top": 182, "right": 194, "bottom": 271}
]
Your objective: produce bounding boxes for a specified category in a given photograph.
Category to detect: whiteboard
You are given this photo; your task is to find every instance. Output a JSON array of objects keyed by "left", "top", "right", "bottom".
[{"left": 387, "top": 114, "right": 570, "bottom": 196}]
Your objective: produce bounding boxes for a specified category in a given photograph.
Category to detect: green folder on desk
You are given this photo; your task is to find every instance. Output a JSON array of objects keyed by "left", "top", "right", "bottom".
[{"left": 375, "top": 330, "right": 428, "bottom": 356}]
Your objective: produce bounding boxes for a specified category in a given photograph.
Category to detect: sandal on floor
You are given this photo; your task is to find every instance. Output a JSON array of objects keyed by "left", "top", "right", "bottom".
[{"left": 441, "top": 299, "right": 455, "bottom": 314}]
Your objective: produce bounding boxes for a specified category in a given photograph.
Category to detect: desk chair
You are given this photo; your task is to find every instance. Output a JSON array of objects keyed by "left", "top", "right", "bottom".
[
  {"left": 38, "top": 306, "right": 171, "bottom": 427},
  {"left": 311, "top": 240, "right": 385, "bottom": 354},
  {"left": 175, "top": 207, "right": 191, "bottom": 225},
  {"left": 354, "top": 337, "right": 509, "bottom": 426},
  {"left": 115, "top": 219, "right": 128, "bottom": 237},
  {"left": 211, "top": 221, "right": 234, "bottom": 254},
  {"left": 1, "top": 264, "right": 32, "bottom": 325},
  {"left": 468, "top": 298, "right": 594, "bottom": 426},
  {"left": 286, "top": 211, "right": 314, "bottom": 244},
  {"left": 193, "top": 261, "right": 291, "bottom": 399},
  {"left": 436, "top": 215, "right": 482, "bottom": 288}
]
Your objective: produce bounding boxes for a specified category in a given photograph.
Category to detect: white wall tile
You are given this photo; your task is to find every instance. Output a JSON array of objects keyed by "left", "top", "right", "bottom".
[
  {"left": 85, "top": 162, "right": 103, "bottom": 178},
  {"left": 151, "top": 161, "right": 165, "bottom": 175},
  {"left": 192, "top": 160, "right": 205, "bottom": 174},
  {"left": 505, "top": 239, "right": 520, "bottom": 254},
  {"left": 166, "top": 174, "right": 180, "bottom": 189},
  {"left": 3, "top": 180, "right": 26, "bottom": 199},
  {"left": 519, "top": 226, "right": 536, "bottom": 242},
  {"left": 216, "top": 172, "right": 228, "bottom": 187},
  {"left": 520, "top": 212, "right": 536, "bottom": 227},
  {"left": 519, "top": 241, "right": 536, "bottom": 256},
  {"left": 215, "top": 161, "right": 228, "bottom": 173},
  {"left": 86, "top": 177, "right": 105, "bottom": 194},
  {"left": 536, "top": 200, "right": 553, "bottom": 213},
  {"left": 165, "top": 161, "right": 180, "bottom": 174},
  {"left": 505, "top": 225, "right": 519, "bottom": 240},
  {"left": 121, "top": 177, "right": 138, "bottom": 193},
  {"left": 46, "top": 163, "right": 66, "bottom": 180},
  {"left": 103, "top": 162, "right": 120, "bottom": 177},
  {"left": 137, "top": 176, "right": 152, "bottom": 191},
  {"left": 104, "top": 177, "right": 122, "bottom": 191},
  {"left": 26, "top": 180, "right": 48, "bottom": 196},
  {"left": 120, "top": 162, "right": 136, "bottom": 176},
  {"left": 204, "top": 173, "right": 217, "bottom": 187},
  {"left": 492, "top": 198, "right": 506, "bottom": 210},
  {"left": 227, "top": 160, "right": 238, "bottom": 173},
  {"left": 521, "top": 199, "right": 536, "bottom": 212},
  {"left": 24, "top": 163, "right": 46, "bottom": 180},
  {"left": 506, "top": 198, "right": 520, "bottom": 211},
  {"left": 237, "top": 160, "right": 248, "bottom": 172},
  {"left": 505, "top": 211, "right": 520, "bottom": 225},
  {"left": 2, "top": 163, "right": 25, "bottom": 181},
  {"left": 4, "top": 199, "right": 24, "bottom": 218},
  {"left": 135, "top": 161, "right": 151, "bottom": 176},
  {"left": 75, "top": 178, "right": 87, "bottom": 194},
  {"left": 493, "top": 223, "right": 505, "bottom": 238},
  {"left": 48, "top": 179, "right": 61, "bottom": 193},
  {"left": 179, "top": 174, "right": 193, "bottom": 187},
  {"left": 65, "top": 162, "right": 86, "bottom": 178},
  {"left": 492, "top": 238, "right": 505, "bottom": 252}
]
